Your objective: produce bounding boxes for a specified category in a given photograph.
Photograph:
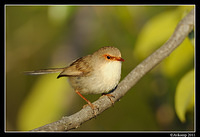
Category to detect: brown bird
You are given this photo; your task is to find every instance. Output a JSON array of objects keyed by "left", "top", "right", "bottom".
[{"left": 26, "top": 46, "right": 124, "bottom": 115}]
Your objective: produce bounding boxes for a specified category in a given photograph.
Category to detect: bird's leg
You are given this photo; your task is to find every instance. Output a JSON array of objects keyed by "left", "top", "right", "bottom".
[{"left": 75, "top": 90, "right": 97, "bottom": 115}]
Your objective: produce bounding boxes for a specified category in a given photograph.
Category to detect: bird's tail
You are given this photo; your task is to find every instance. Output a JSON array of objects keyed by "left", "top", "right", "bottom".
[{"left": 24, "top": 68, "right": 64, "bottom": 75}]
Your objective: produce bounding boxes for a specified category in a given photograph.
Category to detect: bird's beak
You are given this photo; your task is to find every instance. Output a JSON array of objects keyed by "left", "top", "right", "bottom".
[{"left": 115, "top": 57, "right": 125, "bottom": 62}]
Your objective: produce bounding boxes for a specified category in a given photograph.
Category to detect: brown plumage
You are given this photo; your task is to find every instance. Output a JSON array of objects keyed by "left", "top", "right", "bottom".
[{"left": 26, "top": 46, "right": 124, "bottom": 115}]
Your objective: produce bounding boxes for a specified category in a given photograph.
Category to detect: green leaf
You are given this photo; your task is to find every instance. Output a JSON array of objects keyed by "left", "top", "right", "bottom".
[
  {"left": 133, "top": 8, "right": 181, "bottom": 60},
  {"left": 161, "top": 37, "right": 194, "bottom": 77},
  {"left": 175, "top": 69, "right": 195, "bottom": 122},
  {"left": 17, "top": 74, "right": 71, "bottom": 131},
  {"left": 133, "top": 6, "right": 194, "bottom": 60}
]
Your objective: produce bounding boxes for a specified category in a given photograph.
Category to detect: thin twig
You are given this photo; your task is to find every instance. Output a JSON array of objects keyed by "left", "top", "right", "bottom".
[{"left": 31, "top": 9, "right": 194, "bottom": 131}]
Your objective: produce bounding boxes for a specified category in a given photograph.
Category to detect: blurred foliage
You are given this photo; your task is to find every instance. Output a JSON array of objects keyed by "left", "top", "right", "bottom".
[
  {"left": 132, "top": 5, "right": 194, "bottom": 125},
  {"left": 17, "top": 74, "right": 71, "bottom": 130},
  {"left": 175, "top": 69, "right": 194, "bottom": 123},
  {"left": 133, "top": 6, "right": 194, "bottom": 61},
  {"left": 161, "top": 37, "right": 194, "bottom": 78},
  {"left": 6, "top": 5, "right": 195, "bottom": 131}
]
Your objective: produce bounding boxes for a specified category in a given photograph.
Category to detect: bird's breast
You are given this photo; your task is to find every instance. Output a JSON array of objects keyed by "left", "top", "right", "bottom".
[
  {"left": 87, "top": 61, "right": 122, "bottom": 94},
  {"left": 69, "top": 61, "right": 122, "bottom": 94},
  {"left": 99, "top": 61, "right": 122, "bottom": 84}
]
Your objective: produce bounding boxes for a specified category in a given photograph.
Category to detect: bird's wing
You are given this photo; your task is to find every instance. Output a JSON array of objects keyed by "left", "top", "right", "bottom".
[{"left": 57, "top": 56, "right": 92, "bottom": 78}]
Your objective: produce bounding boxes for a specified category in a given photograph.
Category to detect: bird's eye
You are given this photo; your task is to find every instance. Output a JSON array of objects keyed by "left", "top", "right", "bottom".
[{"left": 107, "top": 56, "right": 111, "bottom": 59}]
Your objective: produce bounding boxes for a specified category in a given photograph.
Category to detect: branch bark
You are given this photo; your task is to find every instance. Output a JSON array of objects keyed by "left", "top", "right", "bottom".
[{"left": 32, "top": 8, "right": 194, "bottom": 131}]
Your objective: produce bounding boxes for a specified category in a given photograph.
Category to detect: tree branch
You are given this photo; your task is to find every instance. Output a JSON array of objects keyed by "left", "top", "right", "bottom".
[{"left": 31, "top": 9, "right": 194, "bottom": 131}]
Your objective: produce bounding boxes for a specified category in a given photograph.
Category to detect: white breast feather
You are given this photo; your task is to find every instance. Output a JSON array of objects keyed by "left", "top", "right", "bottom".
[{"left": 86, "top": 61, "right": 122, "bottom": 94}]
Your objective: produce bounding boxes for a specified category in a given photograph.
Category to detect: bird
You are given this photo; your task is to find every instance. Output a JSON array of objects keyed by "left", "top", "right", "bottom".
[{"left": 25, "top": 46, "right": 124, "bottom": 115}]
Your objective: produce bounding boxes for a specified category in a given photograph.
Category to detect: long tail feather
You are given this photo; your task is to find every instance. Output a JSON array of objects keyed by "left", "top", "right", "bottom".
[{"left": 24, "top": 68, "right": 64, "bottom": 75}]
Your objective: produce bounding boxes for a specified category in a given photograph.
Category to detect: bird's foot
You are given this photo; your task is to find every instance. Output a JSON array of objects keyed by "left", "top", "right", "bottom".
[
  {"left": 101, "top": 93, "right": 115, "bottom": 106},
  {"left": 83, "top": 101, "right": 98, "bottom": 116}
]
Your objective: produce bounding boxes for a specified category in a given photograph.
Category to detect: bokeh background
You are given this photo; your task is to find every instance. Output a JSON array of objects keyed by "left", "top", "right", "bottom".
[{"left": 6, "top": 5, "right": 195, "bottom": 131}]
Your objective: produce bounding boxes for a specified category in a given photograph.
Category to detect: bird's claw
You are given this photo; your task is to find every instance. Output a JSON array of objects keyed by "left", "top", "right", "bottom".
[
  {"left": 101, "top": 93, "right": 115, "bottom": 106},
  {"left": 83, "top": 102, "right": 98, "bottom": 116}
]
